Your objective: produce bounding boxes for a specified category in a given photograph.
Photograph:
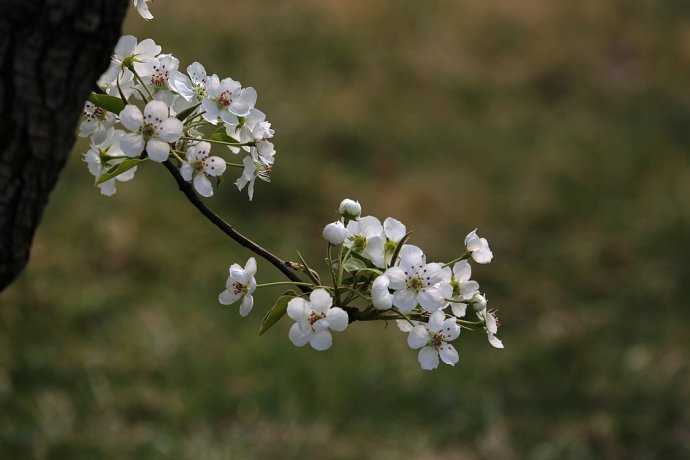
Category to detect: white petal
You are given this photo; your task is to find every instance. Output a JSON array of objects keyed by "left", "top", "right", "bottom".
[
  {"left": 472, "top": 248, "right": 493, "bottom": 264},
  {"left": 418, "top": 346, "right": 439, "bottom": 370},
  {"left": 158, "top": 118, "right": 183, "bottom": 143},
  {"left": 452, "top": 260, "right": 472, "bottom": 283},
  {"left": 439, "top": 343, "right": 459, "bottom": 366},
  {"left": 287, "top": 298, "right": 307, "bottom": 321},
  {"left": 168, "top": 71, "right": 194, "bottom": 100},
  {"left": 193, "top": 174, "right": 214, "bottom": 197},
  {"left": 309, "top": 330, "right": 333, "bottom": 351},
  {"left": 144, "top": 100, "right": 169, "bottom": 121},
  {"left": 119, "top": 133, "right": 145, "bottom": 157},
  {"left": 244, "top": 257, "right": 257, "bottom": 277},
  {"left": 134, "top": 38, "right": 161, "bottom": 60},
  {"left": 488, "top": 333, "right": 504, "bottom": 349},
  {"left": 119, "top": 105, "right": 143, "bottom": 131},
  {"left": 364, "top": 235, "right": 386, "bottom": 268},
  {"left": 451, "top": 302, "right": 467, "bottom": 318},
  {"left": 441, "top": 319, "right": 461, "bottom": 341},
  {"left": 114, "top": 35, "right": 137, "bottom": 59},
  {"left": 407, "top": 325, "right": 430, "bottom": 349},
  {"left": 309, "top": 288, "right": 333, "bottom": 313},
  {"left": 180, "top": 162, "right": 193, "bottom": 182},
  {"left": 383, "top": 267, "right": 406, "bottom": 290},
  {"left": 465, "top": 229, "right": 481, "bottom": 251},
  {"left": 418, "top": 286, "right": 447, "bottom": 313},
  {"left": 428, "top": 310, "right": 445, "bottom": 333},
  {"left": 357, "top": 216, "right": 383, "bottom": 238},
  {"left": 187, "top": 62, "right": 207, "bottom": 84},
  {"left": 146, "top": 139, "right": 170, "bottom": 162},
  {"left": 218, "top": 289, "right": 241, "bottom": 305},
  {"left": 239, "top": 295, "right": 254, "bottom": 317},
  {"left": 98, "top": 180, "right": 117, "bottom": 196},
  {"left": 393, "top": 288, "right": 417, "bottom": 312},
  {"left": 202, "top": 156, "right": 226, "bottom": 177},
  {"left": 383, "top": 217, "right": 406, "bottom": 242},
  {"left": 396, "top": 319, "right": 415, "bottom": 333},
  {"left": 325, "top": 307, "right": 348, "bottom": 332},
  {"left": 289, "top": 322, "right": 311, "bottom": 347}
]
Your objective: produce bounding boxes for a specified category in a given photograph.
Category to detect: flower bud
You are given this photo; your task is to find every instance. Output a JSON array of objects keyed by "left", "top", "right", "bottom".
[
  {"left": 371, "top": 275, "right": 393, "bottom": 310},
  {"left": 471, "top": 293, "right": 487, "bottom": 312},
  {"left": 322, "top": 221, "right": 349, "bottom": 245},
  {"left": 338, "top": 199, "right": 361, "bottom": 219}
]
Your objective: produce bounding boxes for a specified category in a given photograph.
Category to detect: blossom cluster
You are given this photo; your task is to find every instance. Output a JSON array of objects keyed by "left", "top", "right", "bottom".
[
  {"left": 220, "top": 199, "right": 504, "bottom": 371},
  {"left": 79, "top": 34, "right": 276, "bottom": 199}
]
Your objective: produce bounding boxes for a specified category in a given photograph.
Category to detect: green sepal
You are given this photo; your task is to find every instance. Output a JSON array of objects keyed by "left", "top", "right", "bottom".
[
  {"left": 96, "top": 158, "right": 146, "bottom": 185},
  {"left": 258, "top": 291, "right": 297, "bottom": 336},
  {"left": 88, "top": 92, "right": 126, "bottom": 115}
]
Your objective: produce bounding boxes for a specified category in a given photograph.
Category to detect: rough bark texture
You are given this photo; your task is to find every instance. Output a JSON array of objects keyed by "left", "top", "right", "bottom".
[{"left": 0, "top": 0, "right": 129, "bottom": 290}]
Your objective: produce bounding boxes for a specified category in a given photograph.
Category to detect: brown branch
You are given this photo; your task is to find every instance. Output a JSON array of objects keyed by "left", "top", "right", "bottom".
[{"left": 162, "top": 160, "right": 309, "bottom": 291}]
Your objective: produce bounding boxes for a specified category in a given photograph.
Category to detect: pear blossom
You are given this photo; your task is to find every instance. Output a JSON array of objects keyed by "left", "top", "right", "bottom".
[
  {"left": 477, "top": 308, "right": 504, "bottom": 349},
  {"left": 383, "top": 245, "right": 452, "bottom": 313},
  {"left": 202, "top": 75, "right": 257, "bottom": 124},
  {"left": 323, "top": 221, "right": 350, "bottom": 245},
  {"left": 471, "top": 292, "right": 488, "bottom": 312},
  {"left": 287, "top": 289, "right": 348, "bottom": 351},
  {"left": 465, "top": 229, "right": 493, "bottom": 264},
  {"left": 406, "top": 310, "right": 461, "bottom": 370},
  {"left": 218, "top": 257, "right": 257, "bottom": 316},
  {"left": 180, "top": 142, "right": 227, "bottom": 198},
  {"left": 79, "top": 101, "right": 115, "bottom": 145},
  {"left": 169, "top": 62, "right": 209, "bottom": 102},
  {"left": 339, "top": 199, "right": 361, "bottom": 219},
  {"left": 102, "top": 35, "right": 161, "bottom": 82},
  {"left": 225, "top": 109, "right": 275, "bottom": 153},
  {"left": 148, "top": 54, "right": 180, "bottom": 90},
  {"left": 119, "top": 100, "right": 183, "bottom": 162},
  {"left": 381, "top": 217, "right": 407, "bottom": 266},
  {"left": 448, "top": 260, "right": 480, "bottom": 318},
  {"left": 344, "top": 216, "right": 385, "bottom": 267},
  {"left": 371, "top": 274, "right": 393, "bottom": 310},
  {"left": 83, "top": 132, "right": 137, "bottom": 197},
  {"left": 133, "top": 0, "right": 153, "bottom": 20},
  {"left": 235, "top": 155, "right": 272, "bottom": 200},
  {"left": 98, "top": 66, "right": 135, "bottom": 98}
]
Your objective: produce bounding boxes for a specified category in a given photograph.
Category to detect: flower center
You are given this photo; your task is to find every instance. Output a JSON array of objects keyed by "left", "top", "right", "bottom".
[
  {"left": 232, "top": 281, "right": 247, "bottom": 296},
  {"left": 408, "top": 276, "right": 424, "bottom": 292},
  {"left": 218, "top": 90, "right": 232, "bottom": 108},
  {"left": 142, "top": 124, "right": 156, "bottom": 139},
  {"left": 151, "top": 64, "right": 169, "bottom": 87},
  {"left": 308, "top": 311, "right": 324, "bottom": 326},
  {"left": 431, "top": 333, "right": 444, "bottom": 349},
  {"left": 351, "top": 234, "right": 367, "bottom": 252}
]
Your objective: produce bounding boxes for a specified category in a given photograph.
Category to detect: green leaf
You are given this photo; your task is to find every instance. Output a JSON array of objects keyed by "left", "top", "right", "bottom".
[
  {"left": 258, "top": 291, "right": 296, "bottom": 336},
  {"left": 88, "top": 92, "right": 126, "bottom": 115},
  {"left": 389, "top": 232, "right": 412, "bottom": 268},
  {"left": 176, "top": 102, "right": 201, "bottom": 121},
  {"left": 96, "top": 158, "right": 145, "bottom": 185},
  {"left": 209, "top": 127, "right": 236, "bottom": 143},
  {"left": 342, "top": 256, "right": 367, "bottom": 272}
]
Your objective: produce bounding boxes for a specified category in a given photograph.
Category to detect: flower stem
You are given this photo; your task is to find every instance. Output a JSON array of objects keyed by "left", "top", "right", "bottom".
[{"left": 443, "top": 251, "right": 470, "bottom": 268}]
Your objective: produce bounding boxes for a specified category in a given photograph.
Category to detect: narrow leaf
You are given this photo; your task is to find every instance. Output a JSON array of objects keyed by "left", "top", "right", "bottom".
[
  {"left": 96, "top": 158, "right": 145, "bottom": 185},
  {"left": 88, "top": 92, "right": 126, "bottom": 115},
  {"left": 176, "top": 102, "right": 201, "bottom": 121},
  {"left": 259, "top": 291, "right": 296, "bottom": 336},
  {"left": 296, "top": 250, "right": 321, "bottom": 285}
]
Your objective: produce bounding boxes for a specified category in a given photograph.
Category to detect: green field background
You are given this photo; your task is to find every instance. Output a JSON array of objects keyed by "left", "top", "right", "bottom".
[{"left": 2, "top": 1, "right": 690, "bottom": 458}]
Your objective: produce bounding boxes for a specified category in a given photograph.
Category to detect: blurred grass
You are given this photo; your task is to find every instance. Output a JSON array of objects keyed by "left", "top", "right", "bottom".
[{"left": 2, "top": 0, "right": 690, "bottom": 458}]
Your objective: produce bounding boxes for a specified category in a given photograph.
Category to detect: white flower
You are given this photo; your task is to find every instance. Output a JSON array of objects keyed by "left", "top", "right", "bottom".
[
  {"left": 148, "top": 54, "right": 179, "bottom": 90},
  {"left": 406, "top": 310, "right": 461, "bottom": 370},
  {"left": 235, "top": 155, "right": 272, "bottom": 201},
  {"left": 465, "top": 229, "right": 493, "bottom": 264},
  {"left": 383, "top": 245, "right": 452, "bottom": 313},
  {"left": 339, "top": 199, "right": 361, "bottom": 219},
  {"left": 471, "top": 292, "right": 487, "bottom": 312},
  {"left": 448, "top": 260, "right": 480, "bottom": 318},
  {"left": 119, "top": 100, "right": 183, "bottom": 162},
  {"left": 169, "top": 62, "right": 209, "bottom": 102},
  {"left": 133, "top": 0, "right": 153, "bottom": 20},
  {"left": 83, "top": 131, "right": 137, "bottom": 197},
  {"left": 287, "top": 289, "right": 348, "bottom": 351},
  {"left": 180, "top": 142, "right": 226, "bottom": 198},
  {"left": 380, "top": 217, "right": 407, "bottom": 266},
  {"left": 477, "top": 309, "right": 504, "bottom": 349},
  {"left": 98, "top": 66, "right": 135, "bottom": 98},
  {"left": 322, "top": 221, "right": 350, "bottom": 245},
  {"left": 79, "top": 101, "right": 115, "bottom": 145},
  {"left": 218, "top": 257, "right": 257, "bottom": 316},
  {"left": 202, "top": 76, "right": 257, "bottom": 124},
  {"left": 344, "top": 216, "right": 385, "bottom": 267},
  {"left": 371, "top": 274, "right": 393, "bottom": 310},
  {"left": 108, "top": 35, "right": 160, "bottom": 77},
  {"left": 225, "top": 108, "right": 275, "bottom": 153}
]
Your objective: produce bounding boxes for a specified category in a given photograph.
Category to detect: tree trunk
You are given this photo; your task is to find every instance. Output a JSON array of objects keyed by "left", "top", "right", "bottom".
[{"left": 0, "top": 0, "right": 129, "bottom": 290}]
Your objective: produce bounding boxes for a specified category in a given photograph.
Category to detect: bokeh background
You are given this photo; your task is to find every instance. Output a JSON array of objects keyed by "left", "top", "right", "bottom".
[{"left": 2, "top": 0, "right": 690, "bottom": 458}]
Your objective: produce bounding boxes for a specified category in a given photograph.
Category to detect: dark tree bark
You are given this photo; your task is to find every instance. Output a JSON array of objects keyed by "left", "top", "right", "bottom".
[{"left": 0, "top": 0, "right": 129, "bottom": 290}]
